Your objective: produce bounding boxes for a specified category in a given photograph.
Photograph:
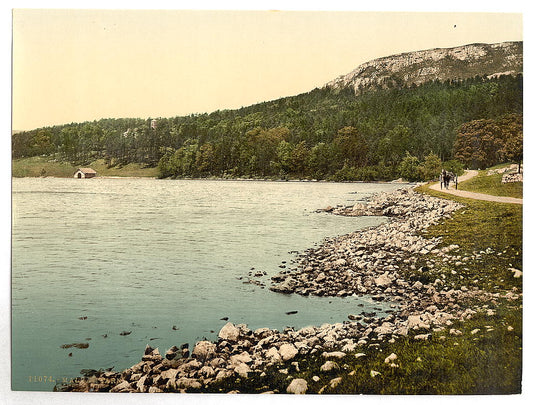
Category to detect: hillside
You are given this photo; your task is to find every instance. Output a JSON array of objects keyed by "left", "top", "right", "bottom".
[
  {"left": 325, "top": 42, "right": 522, "bottom": 94},
  {"left": 12, "top": 42, "right": 523, "bottom": 180}
]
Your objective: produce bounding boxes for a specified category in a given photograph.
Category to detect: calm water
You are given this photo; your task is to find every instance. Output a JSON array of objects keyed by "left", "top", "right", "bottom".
[{"left": 11, "top": 177, "right": 406, "bottom": 391}]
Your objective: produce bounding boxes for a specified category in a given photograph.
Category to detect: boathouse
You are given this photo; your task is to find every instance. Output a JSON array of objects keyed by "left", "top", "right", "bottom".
[{"left": 73, "top": 168, "right": 97, "bottom": 179}]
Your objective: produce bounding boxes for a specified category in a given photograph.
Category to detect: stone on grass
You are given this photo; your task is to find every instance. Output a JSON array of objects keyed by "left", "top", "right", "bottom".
[
  {"left": 329, "top": 377, "right": 343, "bottom": 388},
  {"left": 320, "top": 361, "right": 340, "bottom": 373},
  {"left": 279, "top": 343, "right": 298, "bottom": 361},
  {"left": 384, "top": 353, "right": 397, "bottom": 364},
  {"left": 286, "top": 378, "right": 308, "bottom": 394},
  {"left": 322, "top": 351, "right": 346, "bottom": 359}
]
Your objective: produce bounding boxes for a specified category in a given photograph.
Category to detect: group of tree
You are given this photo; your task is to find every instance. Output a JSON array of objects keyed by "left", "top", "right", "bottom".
[
  {"left": 453, "top": 113, "right": 523, "bottom": 172},
  {"left": 12, "top": 74, "right": 522, "bottom": 181}
]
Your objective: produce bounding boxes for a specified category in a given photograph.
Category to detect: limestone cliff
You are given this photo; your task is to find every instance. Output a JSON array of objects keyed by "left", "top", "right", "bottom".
[{"left": 325, "top": 42, "right": 522, "bottom": 94}]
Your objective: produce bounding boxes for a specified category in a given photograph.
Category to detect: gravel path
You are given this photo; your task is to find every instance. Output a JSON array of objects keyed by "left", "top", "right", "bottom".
[{"left": 429, "top": 170, "right": 523, "bottom": 205}]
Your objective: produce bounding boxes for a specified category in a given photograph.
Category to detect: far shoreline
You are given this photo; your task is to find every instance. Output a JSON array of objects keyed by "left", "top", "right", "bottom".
[{"left": 12, "top": 175, "right": 416, "bottom": 185}]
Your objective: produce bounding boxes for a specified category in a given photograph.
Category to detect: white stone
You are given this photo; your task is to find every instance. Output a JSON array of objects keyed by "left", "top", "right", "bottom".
[
  {"left": 160, "top": 368, "right": 179, "bottom": 380},
  {"left": 230, "top": 352, "right": 252, "bottom": 365},
  {"left": 192, "top": 341, "right": 217, "bottom": 361},
  {"left": 110, "top": 380, "right": 132, "bottom": 392},
  {"left": 320, "top": 361, "right": 339, "bottom": 372},
  {"left": 322, "top": 351, "right": 346, "bottom": 359},
  {"left": 329, "top": 377, "right": 343, "bottom": 388},
  {"left": 384, "top": 353, "right": 398, "bottom": 364},
  {"left": 374, "top": 322, "right": 395, "bottom": 335},
  {"left": 234, "top": 362, "right": 251, "bottom": 378},
  {"left": 414, "top": 333, "right": 431, "bottom": 340},
  {"left": 218, "top": 322, "right": 240, "bottom": 342},
  {"left": 265, "top": 347, "right": 282, "bottom": 363},
  {"left": 375, "top": 273, "right": 393, "bottom": 287},
  {"left": 279, "top": 343, "right": 299, "bottom": 361},
  {"left": 286, "top": 378, "right": 308, "bottom": 394}
]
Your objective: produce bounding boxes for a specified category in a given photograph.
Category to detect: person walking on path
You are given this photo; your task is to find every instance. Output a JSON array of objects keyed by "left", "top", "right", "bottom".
[{"left": 429, "top": 170, "right": 523, "bottom": 205}]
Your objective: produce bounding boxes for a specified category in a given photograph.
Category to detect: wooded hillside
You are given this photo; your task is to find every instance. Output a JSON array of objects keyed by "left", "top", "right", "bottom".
[{"left": 12, "top": 74, "right": 522, "bottom": 180}]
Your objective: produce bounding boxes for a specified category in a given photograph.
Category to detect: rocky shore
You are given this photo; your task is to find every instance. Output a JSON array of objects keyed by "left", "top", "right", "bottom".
[{"left": 58, "top": 187, "right": 520, "bottom": 394}]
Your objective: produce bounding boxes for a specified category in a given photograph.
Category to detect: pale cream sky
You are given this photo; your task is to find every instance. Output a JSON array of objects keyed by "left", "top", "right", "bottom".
[{"left": 12, "top": 9, "right": 522, "bottom": 131}]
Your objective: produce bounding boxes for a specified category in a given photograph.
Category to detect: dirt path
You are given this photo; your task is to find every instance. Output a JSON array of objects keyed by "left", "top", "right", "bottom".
[{"left": 428, "top": 170, "right": 523, "bottom": 205}]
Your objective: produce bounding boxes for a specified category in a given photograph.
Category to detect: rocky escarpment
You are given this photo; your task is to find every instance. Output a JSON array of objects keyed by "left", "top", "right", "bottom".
[
  {"left": 325, "top": 41, "right": 522, "bottom": 95},
  {"left": 58, "top": 187, "right": 521, "bottom": 394}
]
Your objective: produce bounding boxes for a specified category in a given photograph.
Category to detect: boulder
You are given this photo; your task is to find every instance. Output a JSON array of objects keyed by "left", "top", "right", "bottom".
[
  {"left": 109, "top": 380, "right": 132, "bottom": 393},
  {"left": 192, "top": 341, "right": 217, "bottom": 362},
  {"left": 265, "top": 347, "right": 282, "bottom": 363},
  {"left": 279, "top": 343, "right": 298, "bottom": 361},
  {"left": 375, "top": 273, "right": 393, "bottom": 287},
  {"left": 286, "top": 378, "right": 308, "bottom": 394},
  {"left": 407, "top": 314, "right": 430, "bottom": 330},
  {"left": 298, "top": 326, "right": 316, "bottom": 336},
  {"left": 218, "top": 322, "right": 240, "bottom": 342},
  {"left": 374, "top": 322, "right": 395, "bottom": 335},
  {"left": 329, "top": 377, "right": 343, "bottom": 388},
  {"left": 177, "top": 377, "right": 202, "bottom": 390},
  {"left": 270, "top": 278, "right": 296, "bottom": 293},
  {"left": 230, "top": 352, "right": 252, "bottom": 365},
  {"left": 322, "top": 351, "right": 346, "bottom": 359},
  {"left": 320, "top": 361, "right": 340, "bottom": 373},
  {"left": 160, "top": 368, "right": 179, "bottom": 380},
  {"left": 234, "top": 362, "right": 251, "bottom": 378},
  {"left": 199, "top": 365, "right": 215, "bottom": 378}
]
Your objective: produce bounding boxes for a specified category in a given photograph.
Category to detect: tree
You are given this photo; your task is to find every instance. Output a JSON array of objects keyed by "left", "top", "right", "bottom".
[
  {"left": 454, "top": 114, "right": 522, "bottom": 170},
  {"left": 290, "top": 141, "right": 310, "bottom": 177},
  {"left": 276, "top": 140, "right": 294, "bottom": 175},
  {"left": 195, "top": 143, "right": 216, "bottom": 175},
  {"left": 420, "top": 152, "right": 442, "bottom": 181},
  {"left": 333, "top": 126, "right": 368, "bottom": 168},
  {"left": 31, "top": 129, "right": 53, "bottom": 156},
  {"left": 498, "top": 113, "right": 523, "bottom": 173},
  {"left": 398, "top": 153, "right": 421, "bottom": 181},
  {"left": 453, "top": 119, "right": 504, "bottom": 169},
  {"left": 241, "top": 127, "right": 289, "bottom": 176},
  {"left": 377, "top": 125, "right": 412, "bottom": 166},
  {"left": 308, "top": 142, "right": 332, "bottom": 179}
]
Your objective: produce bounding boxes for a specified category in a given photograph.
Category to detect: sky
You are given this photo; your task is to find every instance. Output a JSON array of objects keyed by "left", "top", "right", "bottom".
[{"left": 11, "top": 5, "right": 523, "bottom": 131}]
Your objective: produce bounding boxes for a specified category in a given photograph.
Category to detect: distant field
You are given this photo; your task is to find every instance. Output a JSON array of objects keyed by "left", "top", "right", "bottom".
[
  {"left": 12, "top": 157, "right": 160, "bottom": 178},
  {"left": 459, "top": 166, "right": 523, "bottom": 199}
]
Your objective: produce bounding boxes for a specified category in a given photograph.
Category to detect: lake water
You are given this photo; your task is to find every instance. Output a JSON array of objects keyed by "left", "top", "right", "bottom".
[{"left": 11, "top": 177, "right": 406, "bottom": 391}]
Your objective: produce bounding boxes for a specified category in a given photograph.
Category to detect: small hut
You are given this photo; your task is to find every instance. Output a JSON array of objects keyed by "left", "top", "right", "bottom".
[{"left": 74, "top": 168, "right": 97, "bottom": 179}]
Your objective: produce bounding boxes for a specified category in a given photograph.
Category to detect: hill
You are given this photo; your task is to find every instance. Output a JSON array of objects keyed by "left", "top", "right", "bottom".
[
  {"left": 325, "top": 42, "right": 522, "bottom": 94},
  {"left": 12, "top": 42, "right": 523, "bottom": 180}
]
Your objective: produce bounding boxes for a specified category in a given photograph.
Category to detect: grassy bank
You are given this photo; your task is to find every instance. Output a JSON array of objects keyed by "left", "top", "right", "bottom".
[
  {"left": 12, "top": 156, "right": 160, "bottom": 178},
  {"left": 203, "top": 183, "right": 522, "bottom": 395},
  {"left": 459, "top": 166, "right": 523, "bottom": 199}
]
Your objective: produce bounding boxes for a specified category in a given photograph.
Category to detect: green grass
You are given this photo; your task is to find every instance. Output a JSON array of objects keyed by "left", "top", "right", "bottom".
[
  {"left": 458, "top": 167, "right": 523, "bottom": 199},
  {"left": 417, "top": 183, "right": 522, "bottom": 292},
  {"left": 204, "top": 306, "right": 521, "bottom": 395},
  {"left": 12, "top": 156, "right": 160, "bottom": 178}
]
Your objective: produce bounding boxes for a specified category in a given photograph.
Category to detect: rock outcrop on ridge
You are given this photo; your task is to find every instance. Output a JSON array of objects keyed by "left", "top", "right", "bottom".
[{"left": 325, "top": 42, "right": 522, "bottom": 95}]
